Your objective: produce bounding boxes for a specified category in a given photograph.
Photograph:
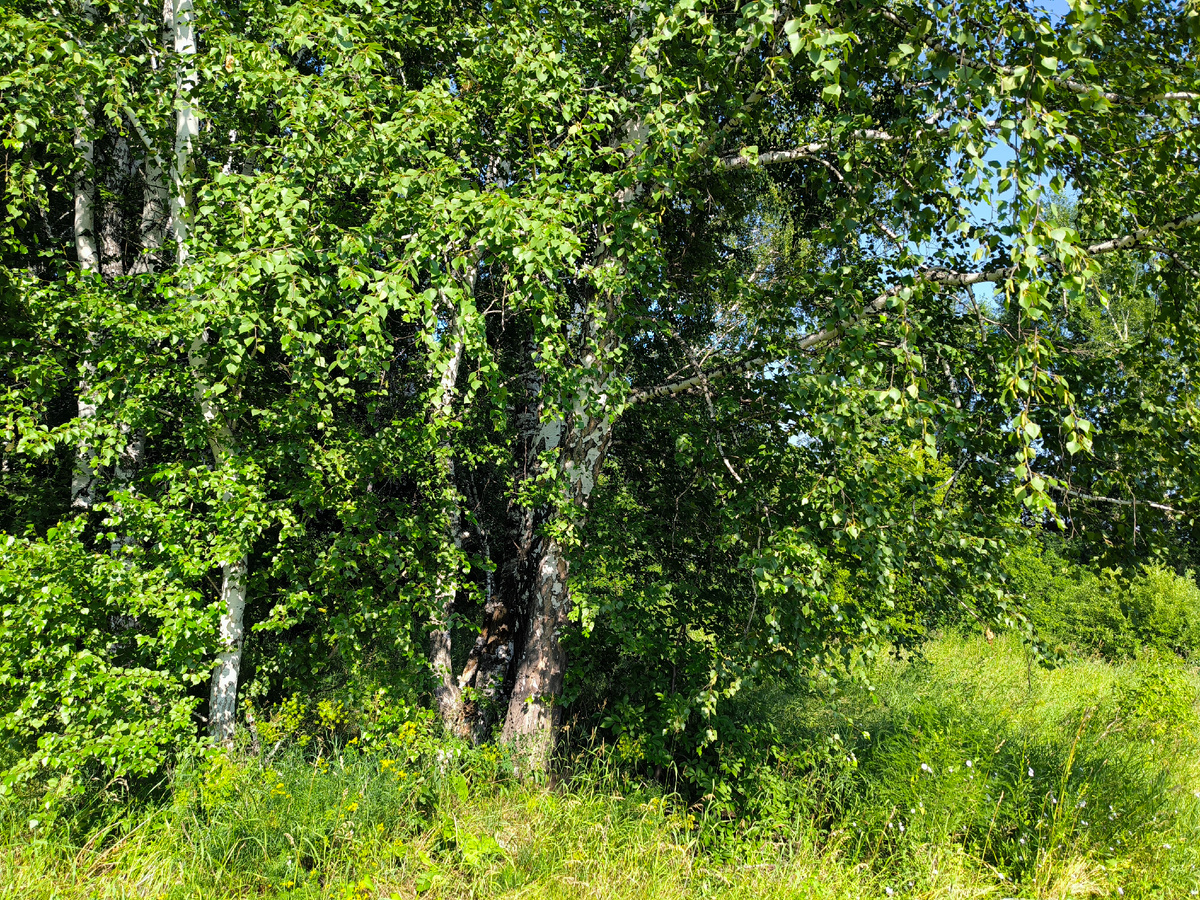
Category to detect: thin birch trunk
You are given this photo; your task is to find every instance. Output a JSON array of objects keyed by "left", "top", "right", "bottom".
[
  {"left": 191, "top": 327, "right": 249, "bottom": 746},
  {"left": 429, "top": 247, "right": 488, "bottom": 738},
  {"left": 209, "top": 555, "right": 248, "bottom": 742},
  {"left": 430, "top": 329, "right": 468, "bottom": 736},
  {"left": 499, "top": 529, "right": 570, "bottom": 771},
  {"left": 162, "top": 0, "right": 248, "bottom": 746},
  {"left": 70, "top": 111, "right": 100, "bottom": 512},
  {"left": 169, "top": 0, "right": 197, "bottom": 267}
]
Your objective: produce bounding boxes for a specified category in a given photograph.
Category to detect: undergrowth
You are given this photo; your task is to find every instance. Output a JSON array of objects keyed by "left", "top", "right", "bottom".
[{"left": 2, "top": 631, "right": 1198, "bottom": 900}]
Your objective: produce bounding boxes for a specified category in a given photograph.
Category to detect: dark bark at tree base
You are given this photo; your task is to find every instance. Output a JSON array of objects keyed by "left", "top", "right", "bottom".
[{"left": 500, "top": 533, "right": 570, "bottom": 773}]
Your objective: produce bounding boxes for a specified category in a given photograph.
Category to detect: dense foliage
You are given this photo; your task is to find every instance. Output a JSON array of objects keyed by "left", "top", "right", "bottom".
[{"left": 2, "top": 0, "right": 1200, "bottom": 802}]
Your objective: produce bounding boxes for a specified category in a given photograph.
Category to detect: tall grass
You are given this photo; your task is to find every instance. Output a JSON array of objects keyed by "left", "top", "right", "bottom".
[
  {"left": 763, "top": 632, "right": 1200, "bottom": 898},
  {"left": 2, "top": 631, "right": 1198, "bottom": 899}
]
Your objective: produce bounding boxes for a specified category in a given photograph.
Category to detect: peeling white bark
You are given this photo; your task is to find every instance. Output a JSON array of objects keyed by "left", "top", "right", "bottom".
[
  {"left": 73, "top": 125, "right": 99, "bottom": 276},
  {"left": 169, "top": 0, "right": 197, "bottom": 267},
  {"left": 190, "top": 331, "right": 249, "bottom": 744}
]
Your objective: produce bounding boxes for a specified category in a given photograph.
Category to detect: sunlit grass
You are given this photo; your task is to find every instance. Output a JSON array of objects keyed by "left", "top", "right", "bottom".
[{"left": 2, "top": 630, "right": 1197, "bottom": 899}]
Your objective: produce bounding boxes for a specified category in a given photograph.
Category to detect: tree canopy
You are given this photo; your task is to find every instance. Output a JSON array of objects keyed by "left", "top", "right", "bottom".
[{"left": 2, "top": 0, "right": 1200, "bottom": 790}]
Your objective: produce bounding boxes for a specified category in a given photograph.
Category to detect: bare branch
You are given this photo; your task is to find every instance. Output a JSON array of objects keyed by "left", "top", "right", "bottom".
[
  {"left": 629, "top": 291, "right": 895, "bottom": 404},
  {"left": 716, "top": 128, "right": 938, "bottom": 171},
  {"left": 1060, "top": 486, "right": 1182, "bottom": 515},
  {"left": 977, "top": 454, "right": 1182, "bottom": 514}
]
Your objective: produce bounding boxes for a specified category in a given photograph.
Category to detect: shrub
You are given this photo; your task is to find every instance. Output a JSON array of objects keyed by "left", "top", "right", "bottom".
[
  {"left": 1005, "top": 539, "right": 1200, "bottom": 660},
  {"left": 1124, "top": 566, "right": 1200, "bottom": 659},
  {"left": 0, "top": 525, "right": 211, "bottom": 801}
]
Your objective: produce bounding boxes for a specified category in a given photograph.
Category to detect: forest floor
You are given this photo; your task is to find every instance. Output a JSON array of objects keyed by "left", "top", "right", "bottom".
[{"left": 3, "top": 632, "right": 1198, "bottom": 900}]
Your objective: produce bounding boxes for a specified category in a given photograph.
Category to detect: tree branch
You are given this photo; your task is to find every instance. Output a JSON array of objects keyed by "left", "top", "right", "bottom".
[
  {"left": 631, "top": 210, "right": 1200, "bottom": 405},
  {"left": 880, "top": 8, "right": 1200, "bottom": 106},
  {"left": 716, "top": 127, "right": 947, "bottom": 171},
  {"left": 1058, "top": 486, "right": 1181, "bottom": 516},
  {"left": 920, "top": 210, "right": 1200, "bottom": 286},
  {"left": 978, "top": 455, "right": 1183, "bottom": 515},
  {"left": 629, "top": 291, "right": 895, "bottom": 404}
]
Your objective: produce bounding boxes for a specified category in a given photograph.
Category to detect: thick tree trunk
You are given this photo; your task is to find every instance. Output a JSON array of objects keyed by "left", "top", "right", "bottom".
[
  {"left": 126, "top": 107, "right": 169, "bottom": 276},
  {"left": 499, "top": 529, "right": 571, "bottom": 771},
  {"left": 498, "top": 343, "right": 614, "bottom": 771},
  {"left": 99, "top": 134, "right": 131, "bottom": 280}
]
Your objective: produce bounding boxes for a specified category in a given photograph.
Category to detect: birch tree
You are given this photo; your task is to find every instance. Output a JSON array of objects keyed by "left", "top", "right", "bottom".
[{"left": 2, "top": 0, "right": 1200, "bottom": 786}]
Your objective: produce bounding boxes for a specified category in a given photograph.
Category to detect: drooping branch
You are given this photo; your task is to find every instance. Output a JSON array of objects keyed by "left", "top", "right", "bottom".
[{"left": 977, "top": 455, "right": 1182, "bottom": 515}]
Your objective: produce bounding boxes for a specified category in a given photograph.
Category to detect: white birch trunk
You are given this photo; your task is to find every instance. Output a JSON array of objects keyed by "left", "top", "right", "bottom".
[
  {"left": 169, "top": 0, "right": 197, "bottom": 267},
  {"left": 164, "top": 0, "right": 249, "bottom": 745},
  {"left": 71, "top": 113, "right": 100, "bottom": 511},
  {"left": 209, "top": 555, "right": 247, "bottom": 744},
  {"left": 190, "top": 328, "right": 249, "bottom": 745},
  {"left": 429, "top": 245, "right": 488, "bottom": 737}
]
